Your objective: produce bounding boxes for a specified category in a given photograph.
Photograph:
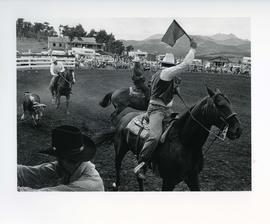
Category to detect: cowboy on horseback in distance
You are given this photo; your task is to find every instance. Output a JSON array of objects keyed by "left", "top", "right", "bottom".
[
  {"left": 134, "top": 40, "right": 197, "bottom": 179},
  {"left": 49, "top": 56, "right": 65, "bottom": 104},
  {"left": 131, "top": 56, "right": 150, "bottom": 102}
]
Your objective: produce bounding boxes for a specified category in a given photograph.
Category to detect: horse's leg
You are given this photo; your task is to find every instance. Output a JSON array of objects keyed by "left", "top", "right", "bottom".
[
  {"left": 66, "top": 95, "right": 70, "bottom": 115},
  {"left": 162, "top": 179, "right": 176, "bottom": 191},
  {"left": 113, "top": 137, "right": 129, "bottom": 191},
  {"left": 185, "top": 173, "right": 200, "bottom": 191},
  {"left": 56, "top": 95, "right": 60, "bottom": 109}
]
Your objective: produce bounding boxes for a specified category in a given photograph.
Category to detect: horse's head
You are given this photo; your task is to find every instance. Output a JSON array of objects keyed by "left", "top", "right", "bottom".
[{"left": 206, "top": 87, "right": 242, "bottom": 140}]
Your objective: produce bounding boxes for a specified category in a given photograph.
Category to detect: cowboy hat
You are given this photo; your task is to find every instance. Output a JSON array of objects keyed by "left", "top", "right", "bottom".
[
  {"left": 39, "top": 125, "right": 96, "bottom": 162},
  {"left": 161, "top": 53, "right": 175, "bottom": 67},
  {"left": 51, "top": 56, "right": 57, "bottom": 63}
]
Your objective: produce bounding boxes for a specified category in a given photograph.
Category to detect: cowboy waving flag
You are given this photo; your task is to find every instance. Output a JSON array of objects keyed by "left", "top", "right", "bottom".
[{"left": 161, "top": 19, "right": 191, "bottom": 47}]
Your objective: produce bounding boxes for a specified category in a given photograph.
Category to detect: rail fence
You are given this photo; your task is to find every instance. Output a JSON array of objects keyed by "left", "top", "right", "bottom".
[{"left": 17, "top": 54, "right": 75, "bottom": 70}]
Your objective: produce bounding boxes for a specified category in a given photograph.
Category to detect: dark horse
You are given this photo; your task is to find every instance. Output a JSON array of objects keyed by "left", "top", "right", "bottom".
[
  {"left": 99, "top": 87, "right": 149, "bottom": 120},
  {"left": 101, "top": 87, "right": 242, "bottom": 191},
  {"left": 53, "top": 69, "right": 75, "bottom": 114}
]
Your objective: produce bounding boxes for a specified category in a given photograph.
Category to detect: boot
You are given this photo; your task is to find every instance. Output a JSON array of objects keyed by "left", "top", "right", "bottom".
[{"left": 134, "top": 161, "right": 146, "bottom": 180}]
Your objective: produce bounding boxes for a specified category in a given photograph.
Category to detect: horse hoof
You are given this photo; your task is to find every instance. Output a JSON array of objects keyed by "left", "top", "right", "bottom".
[{"left": 112, "top": 182, "right": 118, "bottom": 191}]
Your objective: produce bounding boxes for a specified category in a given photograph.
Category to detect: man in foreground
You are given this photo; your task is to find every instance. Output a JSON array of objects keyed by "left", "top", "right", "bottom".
[{"left": 18, "top": 125, "right": 104, "bottom": 191}]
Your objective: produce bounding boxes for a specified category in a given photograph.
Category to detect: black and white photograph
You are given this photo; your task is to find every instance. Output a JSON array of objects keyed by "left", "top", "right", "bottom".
[
  {"left": 16, "top": 17, "right": 251, "bottom": 192},
  {"left": 2, "top": 0, "right": 270, "bottom": 223}
]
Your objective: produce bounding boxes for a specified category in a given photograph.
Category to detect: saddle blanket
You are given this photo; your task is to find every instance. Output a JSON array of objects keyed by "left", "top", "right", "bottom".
[
  {"left": 126, "top": 113, "right": 175, "bottom": 142},
  {"left": 129, "top": 87, "right": 145, "bottom": 97},
  {"left": 126, "top": 113, "right": 150, "bottom": 139}
]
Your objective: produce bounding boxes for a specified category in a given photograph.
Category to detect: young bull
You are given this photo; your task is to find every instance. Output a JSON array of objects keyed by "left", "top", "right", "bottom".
[{"left": 21, "top": 92, "right": 47, "bottom": 126}]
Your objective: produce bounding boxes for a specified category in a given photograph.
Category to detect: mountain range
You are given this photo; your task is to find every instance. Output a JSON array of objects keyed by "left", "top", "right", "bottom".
[{"left": 121, "top": 33, "right": 251, "bottom": 59}]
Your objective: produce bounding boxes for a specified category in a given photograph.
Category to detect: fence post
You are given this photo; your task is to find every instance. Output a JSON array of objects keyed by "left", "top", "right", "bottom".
[{"left": 28, "top": 57, "right": 31, "bottom": 69}]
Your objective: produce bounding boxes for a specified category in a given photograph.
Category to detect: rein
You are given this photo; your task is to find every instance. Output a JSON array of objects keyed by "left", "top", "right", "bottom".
[
  {"left": 58, "top": 72, "right": 73, "bottom": 86},
  {"left": 176, "top": 92, "right": 228, "bottom": 142}
]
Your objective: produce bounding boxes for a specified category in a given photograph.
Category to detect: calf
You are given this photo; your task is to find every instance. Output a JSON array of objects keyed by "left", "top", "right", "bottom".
[{"left": 21, "top": 92, "right": 47, "bottom": 126}]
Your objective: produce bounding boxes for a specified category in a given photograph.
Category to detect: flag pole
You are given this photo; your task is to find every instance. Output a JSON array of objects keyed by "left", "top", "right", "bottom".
[{"left": 174, "top": 19, "right": 192, "bottom": 41}]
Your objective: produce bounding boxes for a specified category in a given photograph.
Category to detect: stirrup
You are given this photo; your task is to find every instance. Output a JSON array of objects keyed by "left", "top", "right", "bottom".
[
  {"left": 136, "top": 172, "right": 146, "bottom": 180},
  {"left": 134, "top": 162, "right": 145, "bottom": 174}
]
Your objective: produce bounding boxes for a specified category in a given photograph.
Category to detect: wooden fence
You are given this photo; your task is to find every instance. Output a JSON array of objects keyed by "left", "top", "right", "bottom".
[{"left": 17, "top": 54, "right": 75, "bottom": 70}]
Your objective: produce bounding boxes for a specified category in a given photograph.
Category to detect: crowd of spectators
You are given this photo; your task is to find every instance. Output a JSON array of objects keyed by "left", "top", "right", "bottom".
[
  {"left": 188, "top": 63, "right": 251, "bottom": 76},
  {"left": 74, "top": 54, "right": 250, "bottom": 76},
  {"left": 75, "top": 55, "right": 160, "bottom": 72}
]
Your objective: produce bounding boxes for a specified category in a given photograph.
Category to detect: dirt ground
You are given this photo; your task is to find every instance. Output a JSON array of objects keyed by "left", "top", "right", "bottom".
[{"left": 17, "top": 68, "right": 251, "bottom": 191}]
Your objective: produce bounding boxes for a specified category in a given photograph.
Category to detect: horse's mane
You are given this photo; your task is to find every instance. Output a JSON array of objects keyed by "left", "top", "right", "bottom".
[
  {"left": 171, "top": 96, "right": 211, "bottom": 137},
  {"left": 174, "top": 105, "right": 195, "bottom": 129}
]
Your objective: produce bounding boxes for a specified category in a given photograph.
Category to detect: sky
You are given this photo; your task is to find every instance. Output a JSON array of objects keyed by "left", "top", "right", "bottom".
[{"left": 23, "top": 17, "right": 250, "bottom": 41}]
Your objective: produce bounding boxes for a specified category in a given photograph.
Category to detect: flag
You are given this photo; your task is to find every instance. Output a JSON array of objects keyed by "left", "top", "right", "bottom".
[{"left": 161, "top": 20, "right": 189, "bottom": 47}]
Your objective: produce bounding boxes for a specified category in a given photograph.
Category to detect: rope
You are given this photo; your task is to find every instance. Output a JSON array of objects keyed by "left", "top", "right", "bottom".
[
  {"left": 176, "top": 92, "right": 226, "bottom": 141},
  {"left": 58, "top": 72, "right": 73, "bottom": 86}
]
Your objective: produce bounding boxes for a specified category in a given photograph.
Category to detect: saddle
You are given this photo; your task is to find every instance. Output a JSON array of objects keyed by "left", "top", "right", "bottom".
[
  {"left": 129, "top": 87, "right": 145, "bottom": 97},
  {"left": 126, "top": 113, "right": 179, "bottom": 143}
]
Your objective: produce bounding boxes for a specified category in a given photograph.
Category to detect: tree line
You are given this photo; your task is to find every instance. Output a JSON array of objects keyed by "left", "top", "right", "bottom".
[
  {"left": 16, "top": 18, "right": 134, "bottom": 55},
  {"left": 16, "top": 18, "right": 57, "bottom": 40}
]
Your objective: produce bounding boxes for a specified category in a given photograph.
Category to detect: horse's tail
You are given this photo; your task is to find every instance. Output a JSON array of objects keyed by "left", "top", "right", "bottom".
[
  {"left": 99, "top": 92, "right": 113, "bottom": 107},
  {"left": 92, "top": 128, "right": 115, "bottom": 146}
]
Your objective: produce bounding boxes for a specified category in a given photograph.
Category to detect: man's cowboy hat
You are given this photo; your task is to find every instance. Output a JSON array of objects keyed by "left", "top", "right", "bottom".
[
  {"left": 51, "top": 56, "right": 57, "bottom": 63},
  {"left": 39, "top": 125, "right": 96, "bottom": 162},
  {"left": 161, "top": 53, "right": 175, "bottom": 67}
]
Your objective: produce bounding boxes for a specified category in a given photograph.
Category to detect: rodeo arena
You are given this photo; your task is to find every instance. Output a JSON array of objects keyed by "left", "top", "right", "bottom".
[{"left": 17, "top": 19, "right": 251, "bottom": 192}]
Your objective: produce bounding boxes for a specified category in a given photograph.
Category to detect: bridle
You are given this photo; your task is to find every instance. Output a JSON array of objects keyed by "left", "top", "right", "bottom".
[{"left": 176, "top": 92, "right": 237, "bottom": 154}]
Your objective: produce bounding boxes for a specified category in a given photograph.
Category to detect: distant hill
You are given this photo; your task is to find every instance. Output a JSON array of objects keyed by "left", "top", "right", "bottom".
[
  {"left": 209, "top": 33, "right": 238, "bottom": 41},
  {"left": 144, "top": 34, "right": 163, "bottom": 40},
  {"left": 17, "top": 33, "right": 251, "bottom": 60},
  {"left": 122, "top": 33, "right": 251, "bottom": 58}
]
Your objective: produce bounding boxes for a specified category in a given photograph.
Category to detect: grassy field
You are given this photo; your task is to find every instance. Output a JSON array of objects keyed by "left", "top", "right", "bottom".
[
  {"left": 17, "top": 68, "right": 251, "bottom": 191},
  {"left": 17, "top": 38, "right": 47, "bottom": 53}
]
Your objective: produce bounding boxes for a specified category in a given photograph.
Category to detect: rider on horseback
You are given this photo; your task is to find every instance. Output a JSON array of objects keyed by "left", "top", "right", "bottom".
[
  {"left": 131, "top": 56, "right": 150, "bottom": 101},
  {"left": 134, "top": 40, "right": 197, "bottom": 179},
  {"left": 49, "top": 56, "right": 65, "bottom": 104}
]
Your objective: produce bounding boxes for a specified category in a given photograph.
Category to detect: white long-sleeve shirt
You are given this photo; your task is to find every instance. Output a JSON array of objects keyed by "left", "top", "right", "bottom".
[
  {"left": 50, "top": 61, "right": 65, "bottom": 76},
  {"left": 160, "top": 48, "right": 196, "bottom": 81},
  {"left": 17, "top": 161, "right": 104, "bottom": 191}
]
